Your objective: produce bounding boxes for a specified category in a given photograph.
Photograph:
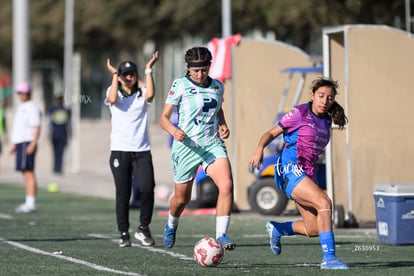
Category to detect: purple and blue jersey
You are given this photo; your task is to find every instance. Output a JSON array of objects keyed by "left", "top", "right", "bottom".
[{"left": 274, "top": 103, "right": 331, "bottom": 197}]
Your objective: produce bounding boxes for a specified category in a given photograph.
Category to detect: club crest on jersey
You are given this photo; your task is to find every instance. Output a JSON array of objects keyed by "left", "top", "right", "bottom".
[
  {"left": 113, "top": 158, "right": 120, "bottom": 168},
  {"left": 288, "top": 108, "right": 297, "bottom": 115},
  {"left": 283, "top": 107, "right": 297, "bottom": 120}
]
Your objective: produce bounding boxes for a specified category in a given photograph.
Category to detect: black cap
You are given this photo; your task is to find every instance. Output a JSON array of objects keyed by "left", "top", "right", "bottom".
[{"left": 118, "top": 61, "right": 138, "bottom": 75}]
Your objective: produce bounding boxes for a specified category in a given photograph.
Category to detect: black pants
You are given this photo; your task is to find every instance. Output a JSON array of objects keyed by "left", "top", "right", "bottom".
[
  {"left": 52, "top": 137, "right": 66, "bottom": 173},
  {"left": 109, "top": 151, "right": 155, "bottom": 233}
]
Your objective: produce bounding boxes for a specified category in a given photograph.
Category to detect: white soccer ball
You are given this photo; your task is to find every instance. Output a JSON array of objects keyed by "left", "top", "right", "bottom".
[
  {"left": 155, "top": 185, "right": 172, "bottom": 202},
  {"left": 193, "top": 236, "right": 224, "bottom": 267}
]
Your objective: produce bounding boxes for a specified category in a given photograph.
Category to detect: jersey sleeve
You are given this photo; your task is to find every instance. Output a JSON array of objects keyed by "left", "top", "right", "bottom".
[
  {"left": 214, "top": 79, "right": 225, "bottom": 103},
  {"left": 277, "top": 107, "right": 302, "bottom": 133},
  {"left": 141, "top": 86, "right": 152, "bottom": 105},
  {"left": 28, "top": 103, "right": 42, "bottom": 127},
  {"left": 165, "top": 79, "right": 183, "bottom": 106},
  {"left": 104, "top": 86, "right": 112, "bottom": 106}
]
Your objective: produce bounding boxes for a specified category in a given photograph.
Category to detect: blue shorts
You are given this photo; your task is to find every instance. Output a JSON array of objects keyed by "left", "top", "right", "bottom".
[
  {"left": 274, "top": 155, "right": 307, "bottom": 198},
  {"left": 15, "top": 142, "right": 37, "bottom": 171}
]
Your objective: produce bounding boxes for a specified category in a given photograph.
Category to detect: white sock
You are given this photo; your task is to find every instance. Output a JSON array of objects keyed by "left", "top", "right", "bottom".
[
  {"left": 26, "top": 195, "right": 36, "bottom": 208},
  {"left": 168, "top": 214, "right": 179, "bottom": 229},
  {"left": 216, "top": 216, "right": 230, "bottom": 238}
]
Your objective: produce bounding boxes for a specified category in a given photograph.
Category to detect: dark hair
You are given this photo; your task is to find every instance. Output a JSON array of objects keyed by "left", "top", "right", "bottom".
[
  {"left": 311, "top": 77, "right": 348, "bottom": 129},
  {"left": 184, "top": 47, "right": 212, "bottom": 64}
]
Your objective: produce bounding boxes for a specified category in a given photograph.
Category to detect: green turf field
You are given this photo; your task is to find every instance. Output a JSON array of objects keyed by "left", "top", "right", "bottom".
[{"left": 1, "top": 183, "right": 413, "bottom": 275}]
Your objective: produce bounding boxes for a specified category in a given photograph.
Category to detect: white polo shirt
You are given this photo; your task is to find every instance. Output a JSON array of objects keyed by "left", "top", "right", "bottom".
[
  {"left": 105, "top": 86, "right": 151, "bottom": 152},
  {"left": 11, "top": 100, "right": 42, "bottom": 144}
]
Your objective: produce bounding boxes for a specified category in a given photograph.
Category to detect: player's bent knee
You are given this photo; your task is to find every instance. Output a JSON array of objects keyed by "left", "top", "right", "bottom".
[
  {"left": 304, "top": 225, "right": 319, "bottom": 237},
  {"left": 317, "top": 195, "right": 332, "bottom": 210}
]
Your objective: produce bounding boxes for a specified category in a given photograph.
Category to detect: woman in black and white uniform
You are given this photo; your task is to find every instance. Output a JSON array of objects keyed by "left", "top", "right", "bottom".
[{"left": 105, "top": 51, "right": 159, "bottom": 247}]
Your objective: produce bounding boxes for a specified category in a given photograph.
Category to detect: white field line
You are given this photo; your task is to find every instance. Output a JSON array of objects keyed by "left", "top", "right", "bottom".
[
  {"left": 0, "top": 213, "right": 14, "bottom": 219},
  {"left": 242, "top": 234, "right": 376, "bottom": 239},
  {"left": 0, "top": 237, "right": 142, "bottom": 276},
  {"left": 88, "top": 233, "right": 193, "bottom": 261}
]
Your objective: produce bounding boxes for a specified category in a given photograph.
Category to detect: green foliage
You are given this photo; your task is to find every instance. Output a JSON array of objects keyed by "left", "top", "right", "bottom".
[{"left": 0, "top": 0, "right": 408, "bottom": 68}]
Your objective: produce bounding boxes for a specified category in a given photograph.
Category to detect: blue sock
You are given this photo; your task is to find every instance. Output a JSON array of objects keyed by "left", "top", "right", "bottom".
[
  {"left": 277, "top": 221, "right": 295, "bottom": 236},
  {"left": 319, "top": 231, "right": 336, "bottom": 259}
]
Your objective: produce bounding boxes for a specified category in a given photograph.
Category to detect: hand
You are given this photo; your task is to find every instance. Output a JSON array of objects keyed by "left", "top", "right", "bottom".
[
  {"left": 248, "top": 150, "right": 264, "bottom": 172},
  {"left": 9, "top": 144, "right": 16, "bottom": 155},
  {"left": 26, "top": 142, "right": 36, "bottom": 155},
  {"left": 173, "top": 128, "right": 186, "bottom": 142},
  {"left": 145, "top": 51, "right": 159, "bottom": 69},
  {"left": 219, "top": 124, "right": 230, "bottom": 139},
  {"left": 106, "top": 58, "right": 118, "bottom": 75}
]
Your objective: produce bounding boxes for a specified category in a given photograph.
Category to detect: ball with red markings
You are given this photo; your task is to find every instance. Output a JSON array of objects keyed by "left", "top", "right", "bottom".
[{"left": 194, "top": 236, "right": 224, "bottom": 267}]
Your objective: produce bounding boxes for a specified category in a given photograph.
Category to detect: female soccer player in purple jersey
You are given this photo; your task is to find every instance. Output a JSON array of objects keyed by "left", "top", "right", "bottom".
[{"left": 249, "top": 78, "right": 349, "bottom": 270}]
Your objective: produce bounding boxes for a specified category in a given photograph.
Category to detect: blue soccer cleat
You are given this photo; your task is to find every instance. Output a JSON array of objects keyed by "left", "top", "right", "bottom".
[
  {"left": 217, "top": 234, "right": 236, "bottom": 250},
  {"left": 163, "top": 224, "right": 177, "bottom": 248},
  {"left": 320, "top": 257, "right": 349, "bottom": 270},
  {"left": 265, "top": 221, "right": 282, "bottom": 255}
]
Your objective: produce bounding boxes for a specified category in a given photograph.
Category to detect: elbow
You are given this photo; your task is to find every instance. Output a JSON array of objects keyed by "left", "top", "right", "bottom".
[
  {"left": 106, "top": 97, "right": 116, "bottom": 104},
  {"left": 146, "top": 94, "right": 155, "bottom": 102},
  {"left": 159, "top": 115, "right": 169, "bottom": 130},
  {"left": 159, "top": 117, "right": 165, "bottom": 128}
]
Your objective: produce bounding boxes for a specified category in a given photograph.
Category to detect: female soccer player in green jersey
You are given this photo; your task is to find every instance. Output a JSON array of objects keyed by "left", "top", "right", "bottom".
[{"left": 159, "top": 46, "right": 235, "bottom": 251}]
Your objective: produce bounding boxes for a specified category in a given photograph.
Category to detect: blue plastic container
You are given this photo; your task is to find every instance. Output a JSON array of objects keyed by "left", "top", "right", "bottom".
[{"left": 373, "top": 184, "right": 414, "bottom": 245}]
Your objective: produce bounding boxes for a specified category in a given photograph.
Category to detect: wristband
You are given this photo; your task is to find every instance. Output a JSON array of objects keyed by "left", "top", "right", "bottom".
[
  {"left": 145, "top": 68, "right": 153, "bottom": 74},
  {"left": 112, "top": 72, "right": 118, "bottom": 75}
]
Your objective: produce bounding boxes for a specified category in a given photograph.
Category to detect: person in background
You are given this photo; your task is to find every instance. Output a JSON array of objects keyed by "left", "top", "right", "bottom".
[
  {"left": 105, "top": 51, "right": 159, "bottom": 247},
  {"left": 159, "top": 46, "right": 236, "bottom": 251},
  {"left": 0, "top": 103, "right": 4, "bottom": 159},
  {"left": 10, "top": 82, "right": 42, "bottom": 213},
  {"left": 48, "top": 94, "right": 71, "bottom": 174},
  {"left": 249, "top": 77, "right": 349, "bottom": 270}
]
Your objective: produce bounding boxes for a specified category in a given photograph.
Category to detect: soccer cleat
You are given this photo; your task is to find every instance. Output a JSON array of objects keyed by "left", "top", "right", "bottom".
[
  {"left": 15, "top": 204, "right": 36, "bottom": 214},
  {"left": 217, "top": 234, "right": 236, "bottom": 251},
  {"left": 265, "top": 221, "right": 282, "bottom": 255},
  {"left": 119, "top": 232, "right": 131, "bottom": 248},
  {"left": 163, "top": 224, "right": 177, "bottom": 248},
  {"left": 320, "top": 257, "right": 349, "bottom": 270},
  {"left": 134, "top": 225, "right": 155, "bottom": 246}
]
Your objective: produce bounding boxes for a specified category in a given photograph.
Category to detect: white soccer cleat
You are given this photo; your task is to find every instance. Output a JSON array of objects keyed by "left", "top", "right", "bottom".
[{"left": 15, "top": 204, "right": 36, "bottom": 213}]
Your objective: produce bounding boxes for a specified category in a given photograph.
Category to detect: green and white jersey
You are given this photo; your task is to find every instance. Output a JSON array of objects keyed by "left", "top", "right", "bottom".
[{"left": 166, "top": 76, "right": 224, "bottom": 147}]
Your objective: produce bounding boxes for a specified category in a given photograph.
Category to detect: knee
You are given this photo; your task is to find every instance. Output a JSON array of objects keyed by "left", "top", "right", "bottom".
[
  {"left": 173, "top": 193, "right": 191, "bottom": 207},
  {"left": 304, "top": 223, "right": 319, "bottom": 237},
  {"left": 216, "top": 179, "right": 233, "bottom": 195},
  {"left": 317, "top": 193, "right": 332, "bottom": 211},
  {"left": 307, "top": 229, "right": 319, "bottom": 237}
]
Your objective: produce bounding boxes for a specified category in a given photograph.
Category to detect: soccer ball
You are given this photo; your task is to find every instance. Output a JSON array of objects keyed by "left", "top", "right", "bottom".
[
  {"left": 193, "top": 237, "right": 224, "bottom": 267},
  {"left": 155, "top": 184, "right": 172, "bottom": 202}
]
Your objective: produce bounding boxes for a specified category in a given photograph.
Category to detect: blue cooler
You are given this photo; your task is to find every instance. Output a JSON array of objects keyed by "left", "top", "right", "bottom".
[{"left": 373, "top": 184, "right": 414, "bottom": 245}]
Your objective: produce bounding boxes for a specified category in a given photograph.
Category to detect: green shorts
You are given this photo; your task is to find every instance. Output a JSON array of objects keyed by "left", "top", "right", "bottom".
[{"left": 170, "top": 140, "right": 228, "bottom": 183}]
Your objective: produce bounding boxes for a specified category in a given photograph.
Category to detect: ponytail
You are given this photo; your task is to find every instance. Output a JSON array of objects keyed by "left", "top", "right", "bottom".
[{"left": 328, "top": 101, "right": 348, "bottom": 130}]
